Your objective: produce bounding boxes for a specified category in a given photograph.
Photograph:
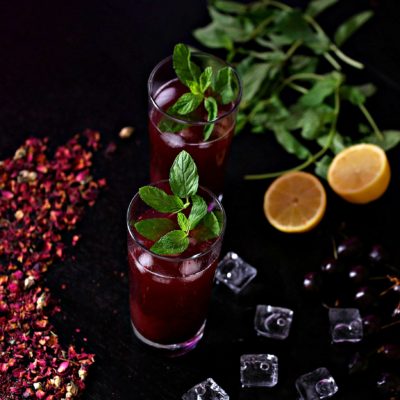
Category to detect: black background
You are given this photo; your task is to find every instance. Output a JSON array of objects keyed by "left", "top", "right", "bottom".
[{"left": 1, "top": 1, "right": 400, "bottom": 399}]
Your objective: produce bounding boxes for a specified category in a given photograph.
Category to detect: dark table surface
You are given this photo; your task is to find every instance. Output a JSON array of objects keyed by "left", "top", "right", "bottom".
[{"left": 1, "top": 1, "right": 400, "bottom": 399}]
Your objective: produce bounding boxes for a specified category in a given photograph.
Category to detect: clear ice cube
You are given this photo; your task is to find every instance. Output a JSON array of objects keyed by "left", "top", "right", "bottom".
[
  {"left": 215, "top": 252, "right": 257, "bottom": 294},
  {"left": 161, "top": 132, "right": 185, "bottom": 148},
  {"left": 254, "top": 305, "right": 294, "bottom": 340},
  {"left": 296, "top": 367, "right": 338, "bottom": 400},
  {"left": 240, "top": 354, "right": 278, "bottom": 388},
  {"left": 329, "top": 308, "right": 363, "bottom": 343},
  {"left": 182, "top": 378, "right": 229, "bottom": 400}
]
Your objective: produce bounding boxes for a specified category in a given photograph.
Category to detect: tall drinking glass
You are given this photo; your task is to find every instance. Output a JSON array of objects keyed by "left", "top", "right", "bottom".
[
  {"left": 147, "top": 52, "right": 242, "bottom": 197},
  {"left": 127, "top": 182, "right": 226, "bottom": 354}
]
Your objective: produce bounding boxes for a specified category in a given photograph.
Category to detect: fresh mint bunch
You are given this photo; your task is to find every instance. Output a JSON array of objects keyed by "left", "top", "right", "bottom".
[
  {"left": 133, "top": 150, "right": 223, "bottom": 255},
  {"left": 193, "top": 0, "right": 400, "bottom": 179},
  {"left": 158, "top": 43, "right": 237, "bottom": 141}
]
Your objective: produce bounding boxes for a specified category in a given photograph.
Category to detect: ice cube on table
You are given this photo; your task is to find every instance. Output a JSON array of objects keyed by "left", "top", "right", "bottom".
[
  {"left": 240, "top": 354, "right": 278, "bottom": 388},
  {"left": 296, "top": 367, "right": 338, "bottom": 400},
  {"left": 254, "top": 305, "right": 293, "bottom": 340},
  {"left": 215, "top": 252, "right": 257, "bottom": 294},
  {"left": 182, "top": 378, "right": 229, "bottom": 400},
  {"left": 329, "top": 308, "right": 363, "bottom": 343}
]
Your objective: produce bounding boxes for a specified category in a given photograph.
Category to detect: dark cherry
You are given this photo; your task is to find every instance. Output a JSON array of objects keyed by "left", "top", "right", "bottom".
[
  {"left": 303, "top": 271, "right": 322, "bottom": 294},
  {"left": 368, "top": 244, "right": 389, "bottom": 266},
  {"left": 348, "top": 264, "right": 369, "bottom": 285},
  {"left": 320, "top": 258, "right": 343, "bottom": 275},
  {"left": 377, "top": 344, "right": 400, "bottom": 360},
  {"left": 337, "top": 236, "right": 363, "bottom": 260},
  {"left": 376, "top": 372, "right": 400, "bottom": 397},
  {"left": 354, "top": 286, "right": 376, "bottom": 309},
  {"left": 362, "top": 314, "right": 381, "bottom": 336}
]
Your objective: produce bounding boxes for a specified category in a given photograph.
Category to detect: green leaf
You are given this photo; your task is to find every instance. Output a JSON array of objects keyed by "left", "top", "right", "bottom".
[
  {"left": 204, "top": 96, "right": 218, "bottom": 140},
  {"left": 177, "top": 212, "right": 190, "bottom": 232},
  {"left": 300, "top": 108, "right": 322, "bottom": 140},
  {"left": 192, "top": 211, "right": 222, "bottom": 242},
  {"left": 187, "top": 80, "right": 202, "bottom": 96},
  {"left": 158, "top": 118, "right": 185, "bottom": 133},
  {"left": 215, "top": 67, "right": 236, "bottom": 104},
  {"left": 317, "top": 131, "right": 350, "bottom": 154},
  {"left": 273, "top": 124, "right": 311, "bottom": 160},
  {"left": 150, "top": 230, "right": 189, "bottom": 255},
  {"left": 171, "top": 44, "right": 200, "bottom": 84},
  {"left": 170, "top": 92, "right": 203, "bottom": 115},
  {"left": 277, "top": 10, "right": 315, "bottom": 42},
  {"left": 208, "top": 7, "right": 254, "bottom": 42},
  {"left": 173, "top": 43, "right": 197, "bottom": 85},
  {"left": 193, "top": 22, "right": 233, "bottom": 50},
  {"left": 240, "top": 62, "right": 271, "bottom": 106},
  {"left": 188, "top": 194, "right": 207, "bottom": 229},
  {"left": 213, "top": 0, "right": 247, "bottom": 14},
  {"left": 289, "top": 55, "right": 318, "bottom": 74},
  {"left": 199, "top": 67, "right": 213, "bottom": 93},
  {"left": 138, "top": 186, "right": 184, "bottom": 213},
  {"left": 134, "top": 218, "right": 175, "bottom": 241},
  {"left": 340, "top": 84, "right": 376, "bottom": 106},
  {"left": 203, "top": 211, "right": 221, "bottom": 237},
  {"left": 306, "top": 0, "right": 338, "bottom": 17},
  {"left": 334, "top": 11, "right": 374, "bottom": 47},
  {"left": 299, "top": 72, "right": 343, "bottom": 107},
  {"left": 363, "top": 130, "right": 400, "bottom": 151},
  {"left": 169, "top": 150, "right": 199, "bottom": 198},
  {"left": 314, "top": 155, "right": 332, "bottom": 179}
]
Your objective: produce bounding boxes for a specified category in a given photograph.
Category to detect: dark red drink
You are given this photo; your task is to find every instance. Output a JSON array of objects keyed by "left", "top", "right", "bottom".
[
  {"left": 148, "top": 53, "right": 241, "bottom": 196},
  {"left": 127, "top": 183, "right": 225, "bottom": 353}
]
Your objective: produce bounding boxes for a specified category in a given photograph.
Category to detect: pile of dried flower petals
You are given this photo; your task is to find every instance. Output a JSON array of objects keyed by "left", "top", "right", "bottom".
[{"left": 0, "top": 130, "right": 105, "bottom": 399}]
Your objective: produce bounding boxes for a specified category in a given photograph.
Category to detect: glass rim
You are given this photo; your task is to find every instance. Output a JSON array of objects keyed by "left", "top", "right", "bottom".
[
  {"left": 126, "top": 180, "right": 226, "bottom": 263},
  {"left": 147, "top": 52, "right": 242, "bottom": 127}
]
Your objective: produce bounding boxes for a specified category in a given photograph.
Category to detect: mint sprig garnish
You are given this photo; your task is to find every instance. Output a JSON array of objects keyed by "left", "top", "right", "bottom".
[
  {"left": 134, "top": 150, "right": 222, "bottom": 255},
  {"left": 159, "top": 43, "right": 237, "bottom": 140}
]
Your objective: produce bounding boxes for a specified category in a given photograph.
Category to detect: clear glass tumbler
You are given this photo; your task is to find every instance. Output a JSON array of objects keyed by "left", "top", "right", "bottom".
[
  {"left": 147, "top": 52, "right": 242, "bottom": 197},
  {"left": 127, "top": 182, "right": 226, "bottom": 354}
]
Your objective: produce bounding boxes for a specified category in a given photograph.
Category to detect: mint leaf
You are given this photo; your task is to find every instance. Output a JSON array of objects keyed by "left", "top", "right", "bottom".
[
  {"left": 139, "top": 186, "right": 184, "bottom": 213},
  {"left": 192, "top": 211, "right": 222, "bottom": 242},
  {"left": 134, "top": 218, "right": 175, "bottom": 241},
  {"left": 199, "top": 67, "right": 213, "bottom": 93},
  {"left": 158, "top": 118, "right": 185, "bottom": 133},
  {"left": 173, "top": 43, "right": 200, "bottom": 85},
  {"left": 363, "top": 130, "right": 400, "bottom": 151},
  {"left": 204, "top": 96, "right": 218, "bottom": 140},
  {"left": 334, "top": 11, "right": 373, "bottom": 47},
  {"left": 170, "top": 92, "right": 203, "bottom": 115},
  {"left": 187, "top": 80, "right": 202, "bottom": 96},
  {"left": 188, "top": 194, "right": 207, "bottom": 229},
  {"left": 169, "top": 150, "right": 199, "bottom": 198},
  {"left": 177, "top": 212, "right": 190, "bottom": 232},
  {"left": 150, "top": 230, "right": 189, "bottom": 255},
  {"left": 204, "top": 211, "right": 221, "bottom": 237},
  {"left": 215, "top": 66, "right": 235, "bottom": 104}
]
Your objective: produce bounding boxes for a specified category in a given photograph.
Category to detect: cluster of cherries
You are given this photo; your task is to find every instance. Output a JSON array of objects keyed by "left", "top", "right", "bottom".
[{"left": 303, "top": 236, "right": 400, "bottom": 398}]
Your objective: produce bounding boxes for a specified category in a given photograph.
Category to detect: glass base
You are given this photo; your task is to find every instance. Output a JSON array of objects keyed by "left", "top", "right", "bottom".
[{"left": 131, "top": 320, "right": 206, "bottom": 356}]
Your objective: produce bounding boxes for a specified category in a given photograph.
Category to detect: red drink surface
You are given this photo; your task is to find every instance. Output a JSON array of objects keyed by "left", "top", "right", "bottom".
[
  {"left": 149, "top": 79, "right": 236, "bottom": 195},
  {"left": 128, "top": 208, "right": 222, "bottom": 345}
]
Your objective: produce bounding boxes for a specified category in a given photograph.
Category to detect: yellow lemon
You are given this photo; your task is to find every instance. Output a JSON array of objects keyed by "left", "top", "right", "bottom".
[
  {"left": 327, "top": 144, "right": 390, "bottom": 204},
  {"left": 264, "top": 171, "right": 327, "bottom": 233}
]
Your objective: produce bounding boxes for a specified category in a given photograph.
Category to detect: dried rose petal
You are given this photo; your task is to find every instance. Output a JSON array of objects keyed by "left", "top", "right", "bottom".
[{"left": 0, "top": 132, "right": 101, "bottom": 399}]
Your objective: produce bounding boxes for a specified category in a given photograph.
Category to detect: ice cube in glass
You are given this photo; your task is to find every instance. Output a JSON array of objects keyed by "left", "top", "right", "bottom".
[
  {"left": 254, "top": 305, "right": 293, "bottom": 340},
  {"left": 329, "top": 308, "right": 363, "bottom": 343},
  {"left": 240, "top": 354, "right": 278, "bottom": 388},
  {"left": 182, "top": 378, "right": 229, "bottom": 400},
  {"left": 215, "top": 252, "right": 257, "bottom": 294},
  {"left": 296, "top": 367, "right": 338, "bottom": 399}
]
